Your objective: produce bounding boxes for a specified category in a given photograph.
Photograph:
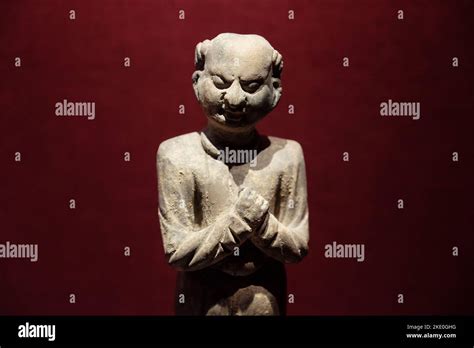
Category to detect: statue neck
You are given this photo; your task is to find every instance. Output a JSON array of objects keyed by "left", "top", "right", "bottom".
[{"left": 203, "top": 124, "right": 259, "bottom": 150}]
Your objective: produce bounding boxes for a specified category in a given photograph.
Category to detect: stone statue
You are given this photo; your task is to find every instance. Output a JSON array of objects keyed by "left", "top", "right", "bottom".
[{"left": 157, "top": 33, "right": 309, "bottom": 315}]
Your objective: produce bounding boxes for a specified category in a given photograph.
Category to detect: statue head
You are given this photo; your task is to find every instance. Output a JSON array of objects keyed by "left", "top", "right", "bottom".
[{"left": 192, "top": 33, "right": 283, "bottom": 132}]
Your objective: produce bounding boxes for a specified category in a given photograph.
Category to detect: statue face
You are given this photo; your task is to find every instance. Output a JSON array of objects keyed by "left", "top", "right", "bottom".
[{"left": 193, "top": 34, "right": 282, "bottom": 131}]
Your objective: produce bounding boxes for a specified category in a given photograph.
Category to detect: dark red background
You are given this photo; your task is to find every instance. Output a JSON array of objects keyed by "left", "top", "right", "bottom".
[{"left": 0, "top": 0, "right": 472, "bottom": 315}]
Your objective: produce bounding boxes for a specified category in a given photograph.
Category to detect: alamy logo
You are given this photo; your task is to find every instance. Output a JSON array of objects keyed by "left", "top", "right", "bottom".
[
  {"left": 0, "top": 241, "right": 38, "bottom": 262},
  {"left": 55, "top": 99, "right": 95, "bottom": 120},
  {"left": 18, "top": 322, "right": 55, "bottom": 341},
  {"left": 217, "top": 147, "right": 257, "bottom": 167},
  {"left": 324, "top": 241, "right": 365, "bottom": 262},
  {"left": 380, "top": 99, "right": 420, "bottom": 120}
]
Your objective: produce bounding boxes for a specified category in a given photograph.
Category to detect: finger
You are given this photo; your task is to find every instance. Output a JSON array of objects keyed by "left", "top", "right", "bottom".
[
  {"left": 248, "top": 189, "right": 256, "bottom": 200},
  {"left": 239, "top": 186, "right": 248, "bottom": 196}
]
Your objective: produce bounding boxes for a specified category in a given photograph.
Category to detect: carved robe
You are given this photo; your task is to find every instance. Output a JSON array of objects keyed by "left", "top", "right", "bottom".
[{"left": 157, "top": 131, "right": 309, "bottom": 315}]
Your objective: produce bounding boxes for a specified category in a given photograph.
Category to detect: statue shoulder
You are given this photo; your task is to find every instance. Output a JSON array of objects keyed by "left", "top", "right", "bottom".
[
  {"left": 158, "top": 132, "right": 201, "bottom": 156},
  {"left": 267, "top": 136, "right": 305, "bottom": 163},
  {"left": 157, "top": 132, "right": 201, "bottom": 162}
]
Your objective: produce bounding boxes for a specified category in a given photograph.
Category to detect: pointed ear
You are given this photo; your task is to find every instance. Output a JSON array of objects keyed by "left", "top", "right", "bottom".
[
  {"left": 192, "top": 39, "right": 211, "bottom": 102},
  {"left": 194, "top": 39, "right": 211, "bottom": 70},
  {"left": 192, "top": 71, "right": 202, "bottom": 101},
  {"left": 271, "top": 77, "right": 282, "bottom": 108},
  {"left": 272, "top": 49, "right": 283, "bottom": 79},
  {"left": 271, "top": 49, "right": 283, "bottom": 108}
]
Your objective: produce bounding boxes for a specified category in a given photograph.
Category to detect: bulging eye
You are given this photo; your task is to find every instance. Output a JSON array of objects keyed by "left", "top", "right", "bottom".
[
  {"left": 242, "top": 81, "right": 261, "bottom": 93},
  {"left": 212, "top": 75, "right": 230, "bottom": 89}
]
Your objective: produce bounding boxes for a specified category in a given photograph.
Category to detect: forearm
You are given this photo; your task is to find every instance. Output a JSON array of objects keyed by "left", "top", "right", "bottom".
[
  {"left": 251, "top": 213, "right": 309, "bottom": 263},
  {"left": 165, "top": 210, "right": 251, "bottom": 271}
]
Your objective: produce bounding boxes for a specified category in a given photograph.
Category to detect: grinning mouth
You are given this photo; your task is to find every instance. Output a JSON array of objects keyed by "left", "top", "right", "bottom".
[{"left": 214, "top": 105, "right": 247, "bottom": 126}]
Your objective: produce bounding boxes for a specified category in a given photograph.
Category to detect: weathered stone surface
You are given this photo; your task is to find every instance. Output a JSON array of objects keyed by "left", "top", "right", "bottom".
[{"left": 157, "top": 33, "right": 309, "bottom": 315}]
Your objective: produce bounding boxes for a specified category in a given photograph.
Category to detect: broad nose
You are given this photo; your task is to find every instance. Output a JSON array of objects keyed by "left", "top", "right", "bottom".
[{"left": 224, "top": 81, "right": 246, "bottom": 111}]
